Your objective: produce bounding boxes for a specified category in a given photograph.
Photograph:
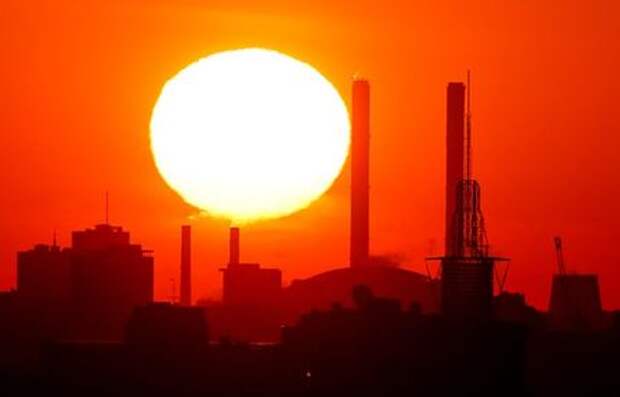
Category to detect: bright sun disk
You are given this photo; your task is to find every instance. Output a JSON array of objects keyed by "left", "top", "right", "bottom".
[{"left": 150, "top": 48, "right": 350, "bottom": 223}]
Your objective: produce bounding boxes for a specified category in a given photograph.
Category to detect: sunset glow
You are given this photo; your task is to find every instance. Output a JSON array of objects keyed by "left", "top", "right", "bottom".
[{"left": 150, "top": 48, "right": 350, "bottom": 223}]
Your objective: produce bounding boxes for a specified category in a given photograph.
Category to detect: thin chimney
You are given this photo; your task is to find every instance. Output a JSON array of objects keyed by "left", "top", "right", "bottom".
[
  {"left": 445, "top": 82, "right": 465, "bottom": 256},
  {"left": 229, "top": 227, "right": 240, "bottom": 266},
  {"left": 180, "top": 225, "right": 192, "bottom": 305},
  {"left": 350, "top": 79, "right": 370, "bottom": 267}
]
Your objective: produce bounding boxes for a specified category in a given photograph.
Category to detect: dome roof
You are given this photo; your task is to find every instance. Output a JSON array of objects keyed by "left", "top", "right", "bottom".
[{"left": 282, "top": 266, "right": 439, "bottom": 316}]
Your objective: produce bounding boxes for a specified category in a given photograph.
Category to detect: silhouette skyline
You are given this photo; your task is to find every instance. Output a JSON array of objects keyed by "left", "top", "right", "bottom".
[
  {"left": 3, "top": 2, "right": 620, "bottom": 395},
  {"left": 1, "top": 75, "right": 620, "bottom": 396},
  {"left": 4, "top": 75, "right": 616, "bottom": 332},
  {"left": 3, "top": 2, "right": 620, "bottom": 310}
]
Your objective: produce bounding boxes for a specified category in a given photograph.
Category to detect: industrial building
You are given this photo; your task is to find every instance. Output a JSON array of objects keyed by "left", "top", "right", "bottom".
[
  {"left": 429, "top": 73, "right": 507, "bottom": 320},
  {"left": 548, "top": 237, "right": 604, "bottom": 331},
  {"left": 220, "top": 227, "right": 282, "bottom": 307},
  {"left": 281, "top": 78, "right": 438, "bottom": 316}
]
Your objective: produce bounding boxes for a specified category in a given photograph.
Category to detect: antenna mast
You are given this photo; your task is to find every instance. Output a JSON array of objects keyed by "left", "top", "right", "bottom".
[{"left": 105, "top": 191, "right": 109, "bottom": 225}]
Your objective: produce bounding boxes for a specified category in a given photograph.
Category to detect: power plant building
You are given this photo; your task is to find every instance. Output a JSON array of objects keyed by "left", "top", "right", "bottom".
[
  {"left": 281, "top": 78, "right": 439, "bottom": 318},
  {"left": 431, "top": 76, "right": 507, "bottom": 320},
  {"left": 220, "top": 227, "right": 282, "bottom": 307}
]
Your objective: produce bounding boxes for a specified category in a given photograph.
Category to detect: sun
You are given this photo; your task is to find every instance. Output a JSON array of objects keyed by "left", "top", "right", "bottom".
[{"left": 150, "top": 48, "right": 350, "bottom": 223}]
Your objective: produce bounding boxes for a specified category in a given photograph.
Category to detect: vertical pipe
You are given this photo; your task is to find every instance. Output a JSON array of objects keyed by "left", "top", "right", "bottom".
[
  {"left": 180, "top": 225, "right": 191, "bottom": 305},
  {"left": 229, "top": 227, "right": 240, "bottom": 266},
  {"left": 350, "top": 79, "right": 370, "bottom": 267},
  {"left": 446, "top": 83, "right": 465, "bottom": 256}
]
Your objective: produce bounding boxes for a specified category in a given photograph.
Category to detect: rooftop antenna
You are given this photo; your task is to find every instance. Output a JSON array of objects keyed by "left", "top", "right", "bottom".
[{"left": 105, "top": 191, "right": 110, "bottom": 225}]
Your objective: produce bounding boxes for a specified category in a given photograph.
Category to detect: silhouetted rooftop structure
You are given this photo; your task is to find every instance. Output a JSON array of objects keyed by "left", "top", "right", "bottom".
[
  {"left": 15, "top": 223, "right": 153, "bottom": 340},
  {"left": 208, "top": 228, "right": 283, "bottom": 342},
  {"left": 493, "top": 291, "right": 544, "bottom": 328},
  {"left": 72, "top": 224, "right": 130, "bottom": 250},
  {"left": 221, "top": 263, "right": 282, "bottom": 307},
  {"left": 220, "top": 227, "right": 282, "bottom": 307},
  {"left": 17, "top": 243, "right": 70, "bottom": 302},
  {"left": 430, "top": 75, "right": 508, "bottom": 321},
  {"left": 283, "top": 266, "right": 438, "bottom": 317},
  {"left": 549, "top": 274, "right": 603, "bottom": 331}
]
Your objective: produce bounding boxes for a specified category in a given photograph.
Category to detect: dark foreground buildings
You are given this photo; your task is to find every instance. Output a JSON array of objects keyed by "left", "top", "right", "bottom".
[
  {"left": 0, "top": 285, "right": 617, "bottom": 397},
  {"left": 0, "top": 223, "right": 153, "bottom": 365}
]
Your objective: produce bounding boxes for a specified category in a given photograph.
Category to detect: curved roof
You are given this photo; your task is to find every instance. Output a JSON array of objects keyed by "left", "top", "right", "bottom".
[{"left": 283, "top": 266, "right": 439, "bottom": 316}]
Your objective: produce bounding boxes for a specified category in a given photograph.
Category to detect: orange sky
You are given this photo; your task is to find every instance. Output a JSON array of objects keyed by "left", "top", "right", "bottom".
[{"left": 2, "top": 0, "right": 620, "bottom": 309}]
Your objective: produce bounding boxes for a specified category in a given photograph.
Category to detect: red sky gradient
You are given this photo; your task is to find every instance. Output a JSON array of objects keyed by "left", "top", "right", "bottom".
[{"left": 2, "top": 1, "right": 620, "bottom": 309}]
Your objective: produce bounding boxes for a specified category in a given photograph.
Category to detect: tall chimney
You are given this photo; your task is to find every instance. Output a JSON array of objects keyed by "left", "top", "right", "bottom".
[
  {"left": 350, "top": 79, "right": 370, "bottom": 267},
  {"left": 445, "top": 82, "right": 465, "bottom": 256},
  {"left": 180, "top": 225, "right": 192, "bottom": 306},
  {"left": 229, "top": 227, "right": 240, "bottom": 266}
]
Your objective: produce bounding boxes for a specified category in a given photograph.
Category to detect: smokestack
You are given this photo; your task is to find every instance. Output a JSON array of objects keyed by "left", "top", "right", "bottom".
[
  {"left": 180, "top": 225, "right": 192, "bottom": 306},
  {"left": 229, "top": 227, "right": 240, "bottom": 266},
  {"left": 350, "top": 79, "right": 370, "bottom": 267},
  {"left": 445, "top": 82, "right": 465, "bottom": 256}
]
